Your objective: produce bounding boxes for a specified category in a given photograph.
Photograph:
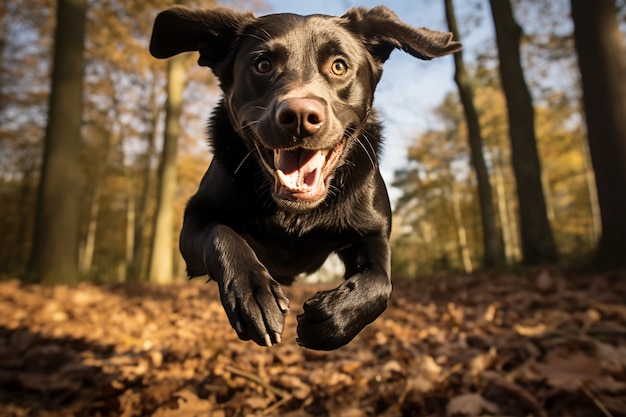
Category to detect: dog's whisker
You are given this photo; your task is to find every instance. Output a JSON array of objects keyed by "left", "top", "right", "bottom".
[
  {"left": 363, "top": 136, "right": 380, "bottom": 166},
  {"left": 327, "top": 185, "right": 340, "bottom": 200},
  {"left": 260, "top": 28, "right": 273, "bottom": 41},
  {"left": 240, "top": 120, "right": 259, "bottom": 131},
  {"left": 234, "top": 148, "right": 257, "bottom": 175},
  {"left": 243, "top": 28, "right": 273, "bottom": 44},
  {"left": 248, "top": 49, "right": 269, "bottom": 58},
  {"left": 243, "top": 33, "right": 268, "bottom": 43},
  {"left": 351, "top": 123, "right": 379, "bottom": 167},
  {"left": 355, "top": 137, "right": 378, "bottom": 170}
]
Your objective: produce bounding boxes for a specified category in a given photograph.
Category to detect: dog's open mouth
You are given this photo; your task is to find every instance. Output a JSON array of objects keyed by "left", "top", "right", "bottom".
[{"left": 253, "top": 139, "right": 345, "bottom": 203}]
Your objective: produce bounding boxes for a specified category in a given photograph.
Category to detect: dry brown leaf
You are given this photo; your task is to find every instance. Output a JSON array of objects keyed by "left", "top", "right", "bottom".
[
  {"left": 592, "top": 302, "right": 626, "bottom": 321},
  {"left": 382, "top": 360, "right": 403, "bottom": 375},
  {"left": 447, "top": 302, "right": 464, "bottom": 325},
  {"left": 406, "top": 374, "right": 435, "bottom": 393},
  {"left": 592, "top": 341, "right": 626, "bottom": 374},
  {"left": 534, "top": 350, "right": 599, "bottom": 391},
  {"left": 273, "top": 345, "right": 304, "bottom": 366},
  {"left": 483, "top": 302, "right": 500, "bottom": 322},
  {"left": 152, "top": 390, "right": 213, "bottom": 416},
  {"left": 469, "top": 347, "right": 498, "bottom": 376},
  {"left": 514, "top": 323, "right": 548, "bottom": 336},
  {"left": 275, "top": 374, "right": 311, "bottom": 400},
  {"left": 329, "top": 406, "right": 368, "bottom": 417},
  {"left": 243, "top": 396, "right": 272, "bottom": 410},
  {"left": 535, "top": 269, "right": 554, "bottom": 293},
  {"left": 446, "top": 393, "right": 500, "bottom": 416},
  {"left": 118, "top": 389, "right": 141, "bottom": 417}
]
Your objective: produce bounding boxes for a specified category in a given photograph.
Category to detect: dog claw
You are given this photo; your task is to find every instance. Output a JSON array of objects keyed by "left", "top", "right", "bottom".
[
  {"left": 264, "top": 333, "right": 273, "bottom": 347},
  {"left": 274, "top": 332, "right": 282, "bottom": 344},
  {"left": 278, "top": 299, "right": 290, "bottom": 313},
  {"left": 234, "top": 319, "right": 244, "bottom": 334}
]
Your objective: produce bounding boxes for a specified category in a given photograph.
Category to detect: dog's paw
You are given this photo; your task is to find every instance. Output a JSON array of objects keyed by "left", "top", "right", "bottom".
[
  {"left": 296, "top": 278, "right": 390, "bottom": 350},
  {"left": 218, "top": 269, "right": 290, "bottom": 347}
]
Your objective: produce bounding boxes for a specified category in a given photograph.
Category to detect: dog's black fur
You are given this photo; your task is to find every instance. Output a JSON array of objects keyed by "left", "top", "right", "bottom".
[{"left": 150, "top": 6, "right": 461, "bottom": 350}]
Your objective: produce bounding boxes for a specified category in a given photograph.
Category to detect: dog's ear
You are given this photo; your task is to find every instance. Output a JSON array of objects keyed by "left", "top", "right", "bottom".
[
  {"left": 342, "top": 6, "right": 462, "bottom": 63},
  {"left": 150, "top": 6, "right": 256, "bottom": 67}
]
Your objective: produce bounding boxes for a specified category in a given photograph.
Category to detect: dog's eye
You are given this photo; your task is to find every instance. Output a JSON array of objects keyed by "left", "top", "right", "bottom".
[
  {"left": 330, "top": 60, "right": 348, "bottom": 76},
  {"left": 255, "top": 58, "right": 272, "bottom": 74}
]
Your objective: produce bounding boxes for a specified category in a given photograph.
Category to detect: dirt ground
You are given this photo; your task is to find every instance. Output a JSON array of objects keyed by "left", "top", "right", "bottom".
[{"left": 1, "top": 269, "right": 625, "bottom": 417}]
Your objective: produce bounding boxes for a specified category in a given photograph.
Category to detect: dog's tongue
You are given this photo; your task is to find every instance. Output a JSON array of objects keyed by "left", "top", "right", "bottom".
[{"left": 274, "top": 148, "right": 326, "bottom": 199}]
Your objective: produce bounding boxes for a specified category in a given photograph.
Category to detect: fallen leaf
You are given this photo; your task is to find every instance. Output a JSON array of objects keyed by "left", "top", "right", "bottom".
[
  {"left": 514, "top": 323, "right": 548, "bottom": 337},
  {"left": 446, "top": 393, "right": 500, "bottom": 416},
  {"left": 243, "top": 396, "right": 272, "bottom": 410},
  {"left": 536, "top": 269, "right": 554, "bottom": 293},
  {"left": 534, "top": 350, "right": 599, "bottom": 391}
]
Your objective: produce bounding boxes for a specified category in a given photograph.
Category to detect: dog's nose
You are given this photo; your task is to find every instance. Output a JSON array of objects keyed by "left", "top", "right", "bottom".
[{"left": 276, "top": 98, "right": 324, "bottom": 138}]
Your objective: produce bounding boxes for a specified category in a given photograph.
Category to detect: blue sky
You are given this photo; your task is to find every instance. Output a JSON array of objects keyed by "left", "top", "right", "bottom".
[{"left": 246, "top": 0, "right": 493, "bottom": 202}]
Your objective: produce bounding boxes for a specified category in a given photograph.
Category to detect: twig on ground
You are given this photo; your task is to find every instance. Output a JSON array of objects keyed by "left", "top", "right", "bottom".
[
  {"left": 224, "top": 365, "right": 291, "bottom": 399},
  {"left": 579, "top": 382, "right": 614, "bottom": 417}
]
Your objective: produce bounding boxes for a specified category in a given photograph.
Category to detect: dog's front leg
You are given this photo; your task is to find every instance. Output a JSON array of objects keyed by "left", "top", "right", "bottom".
[
  {"left": 181, "top": 221, "right": 289, "bottom": 346},
  {"left": 296, "top": 234, "right": 392, "bottom": 350}
]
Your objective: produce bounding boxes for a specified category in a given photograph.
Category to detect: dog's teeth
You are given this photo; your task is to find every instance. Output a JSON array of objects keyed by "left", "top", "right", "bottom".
[{"left": 276, "top": 169, "right": 302, "bottom": 191}]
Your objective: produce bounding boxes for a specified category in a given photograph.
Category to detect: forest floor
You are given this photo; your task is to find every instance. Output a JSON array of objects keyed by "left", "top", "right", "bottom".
[{"left": 0, "top": 269, "right": 625, "bottom": 417}]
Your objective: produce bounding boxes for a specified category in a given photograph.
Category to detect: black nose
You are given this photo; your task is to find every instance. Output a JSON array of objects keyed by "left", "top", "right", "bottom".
[{"left": 276, "top": 98, "right": 325, "bottom": 137}]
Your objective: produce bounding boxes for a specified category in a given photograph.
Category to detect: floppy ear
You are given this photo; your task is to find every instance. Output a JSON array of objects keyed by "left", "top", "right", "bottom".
[
  {"left": 149, "top": 6, "right": 256, "bottom": 67},
  {"left": 342, "top": 6, "right": 462, "bottom": 63}
]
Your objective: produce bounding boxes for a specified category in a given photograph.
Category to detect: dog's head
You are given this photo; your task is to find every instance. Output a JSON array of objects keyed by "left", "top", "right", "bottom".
[{"left": 150, "top": 6, "right": 461, "bottom": 211}]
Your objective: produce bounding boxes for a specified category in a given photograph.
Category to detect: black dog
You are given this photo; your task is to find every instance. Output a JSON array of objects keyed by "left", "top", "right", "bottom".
[{"left": 150, "top": 6, "right": 461, "bottom": 350}]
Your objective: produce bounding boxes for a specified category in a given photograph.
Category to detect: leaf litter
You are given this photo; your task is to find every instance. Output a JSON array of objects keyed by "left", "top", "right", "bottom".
[{"left": 0, "top": 269, "right": 625, "bottom": 416}]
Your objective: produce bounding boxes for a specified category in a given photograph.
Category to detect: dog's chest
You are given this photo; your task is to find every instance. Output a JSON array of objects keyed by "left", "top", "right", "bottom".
[{"left": 242, "top": 223, "right": 351, "bottom": 279}]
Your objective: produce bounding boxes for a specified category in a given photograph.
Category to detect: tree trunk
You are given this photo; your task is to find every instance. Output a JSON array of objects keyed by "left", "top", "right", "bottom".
[
  {"left": 493, "top": 152, "right": 521, "bottom": 263},
  {"left": 148, "top": 55, "right": 186, "bottom": 284},
  {"left": 79, "top": 180, "right": 101, "bottom": 275},
  {"left": 79, "top": 126, "right": 113, "bottom": 277},
  {"left": 541, "top": 171, "right": 556, "bottom": 225},
  {"left": 419, "top": 218, "right": 437, "bottom": 274},
  {"left": 15, "top": 160, "right": 37, "bottom": 273},
  {"left": 27, "top": 0, "right": 86, "bottom": 284},
  {"left": 123, "top": 180, "right": 135, "bottom": 282},
  {"left": 450, "top": 184, "right": 473, "bottom": 273},
  {"left": 130, "top": 77, "right": 161, "bottom": 281},
  {"left": 444, "top": 0, "right": 506, "bottom": 269},
  {"left": 488, "top": 0, "right": 558, "bottom": 265},
  {"left": 577, "top": 130, "right": 602, "bottom": 245},
  {"left": 571, "top": 0, "right": 626, "bottom": 269}
]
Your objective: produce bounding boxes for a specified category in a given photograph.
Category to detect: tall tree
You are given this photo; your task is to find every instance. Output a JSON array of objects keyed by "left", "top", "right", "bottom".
[
  {"left": 444, "top": 0, "right": 506, "bottom": 268},
  {"left": 571, "top": 0, "right": 626, "bottom": 269},
  {"left": 488, "top": 0, "right": 558, "bottom": 265},
  {"left": 147, "top": 54, "right": 186, "bottom": 284},
  {"left": 130, "top": 75, "right": 161, "bottom": 281},
  {"left": 27, "top": 0, "right": 86, "bottom": 284}
]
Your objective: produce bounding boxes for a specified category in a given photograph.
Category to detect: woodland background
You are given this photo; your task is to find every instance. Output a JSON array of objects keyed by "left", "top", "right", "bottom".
[
  {"left": 0, "top": 0, "right": 625, "bottom": 283},
  {"left": 1, "top": 0, "right": 626, "bottom": 415},
  {"left": 1, "top": 0, "right": 626, "bottom": 284}
]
